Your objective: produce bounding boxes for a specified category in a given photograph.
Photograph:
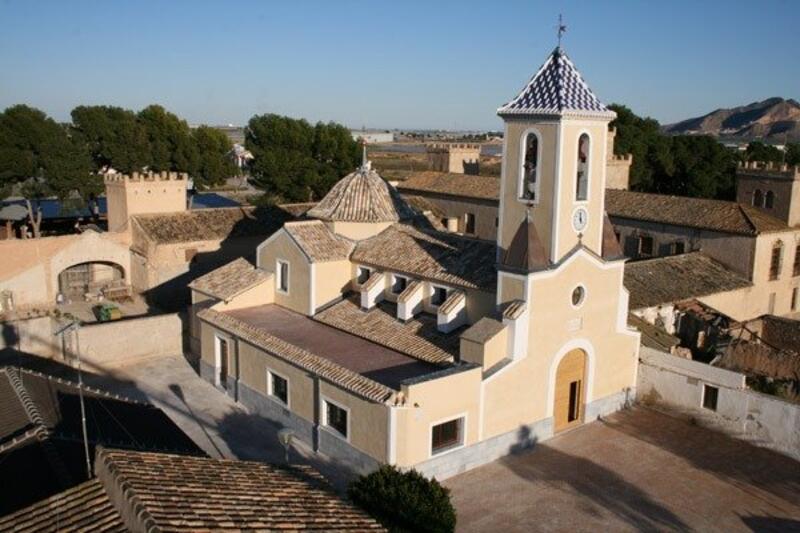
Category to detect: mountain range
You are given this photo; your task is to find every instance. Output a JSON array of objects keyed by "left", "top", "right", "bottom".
[{"left": 664, "top": 97, "right": 800, "bottom": 141}]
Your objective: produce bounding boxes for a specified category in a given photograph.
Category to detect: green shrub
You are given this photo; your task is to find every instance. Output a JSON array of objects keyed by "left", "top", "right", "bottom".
[{"left": 348, "top": 465, "right": 456, "bottom": 533}]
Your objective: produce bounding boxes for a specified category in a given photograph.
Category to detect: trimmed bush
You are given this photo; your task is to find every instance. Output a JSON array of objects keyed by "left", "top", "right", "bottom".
[{"left": 348, "top": 465, "right": 456, "bottom": 533}]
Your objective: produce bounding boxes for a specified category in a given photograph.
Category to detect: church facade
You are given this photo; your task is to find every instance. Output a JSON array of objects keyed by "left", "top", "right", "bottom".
[{"left": 192, "top": 47, "right": 640, "bottom": 479}]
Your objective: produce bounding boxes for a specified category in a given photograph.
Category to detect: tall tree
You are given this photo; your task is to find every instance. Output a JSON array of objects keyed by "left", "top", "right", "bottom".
[
  {"left": 246, "top": 114, "right": 358, "bottom": 202},
  {"left": 138, "top": 105, "right": 197, "bottom": 173},
  {"left": 786, "top": 143, "right": 800, "bottom": 166},
  {"left": 71, "top": 105, "right": 150, "bottom": 173},
  {"left": 745, "top": 141, "right": 783, "bottom": 164},
  {"left": 0, "top": 105, "right": 94, "bottom": 236},
  {"left": 192, "top": 125, "right": 237, "bottom": 188}
]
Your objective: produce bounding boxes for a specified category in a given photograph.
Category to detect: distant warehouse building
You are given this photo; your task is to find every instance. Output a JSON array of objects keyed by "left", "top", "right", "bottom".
[{"left": 351, "top": 130, "right": 394, "bottom": 143}]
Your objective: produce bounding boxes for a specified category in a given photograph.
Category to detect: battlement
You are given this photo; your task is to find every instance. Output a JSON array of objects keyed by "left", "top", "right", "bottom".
[
  {"left": 609, "top": 154, "right": 633, "bottom": 163},
  {"left": 104, "top": 170, "right": 189, "bottom": 183},
  {"left": 426, "top": 143, "right": 482, "bottom": 153},
  {"left": 737, "top": 161, "right": 800, "bottom": 180}
]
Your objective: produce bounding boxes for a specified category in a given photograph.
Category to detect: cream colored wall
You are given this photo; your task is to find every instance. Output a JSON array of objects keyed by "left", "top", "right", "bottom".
[
  {"left": 498, "top": 273, "right": 525, "bottom": 306},
  {"left": 464, "top": 289, "right": 496, "bottom": 324},
  {"left": 105, "top": 176, "right": 187, "bottom": 233},
  {"left": 394, "top": 366, "right": 483, "bottom": 466},
  {"left": 257, "top": 231, "right": 311, "bottom": 315},
  {"left": 329, "top": 221, "right": 392, "bottom": 240},
  {"left": 320, "top": 381, "right": 389, "bottom": 462},
  {"left": 482, "top": 252, "right": 638, "bottom": 439},
  {"left": 749, "top": 231, "right": 800, "bottom": 317},
  {"left": 313, "top": 260, "right": 352, "bottom": 312},
  {"left": 499, "top": 120, "right": 559, "bottom": 255},
  {"left": 461, "top": 327, "right": 508, "bottom": 370},
  {"left": 209, "top": 279, "right": 274, "bottom": 312}
]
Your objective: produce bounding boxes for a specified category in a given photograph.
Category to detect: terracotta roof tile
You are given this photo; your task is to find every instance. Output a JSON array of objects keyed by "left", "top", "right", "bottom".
[
  {"left": 606, "top": 189, "right": 789, "bottom": 235},
  {"left": 352, "top": 224, "right": 497, "bottom": 291},
  {"left": 397, "top": 172, "right": 500, "bottom": 201},
  {"left": 502, "top": 300, "right": 527, "bottom": 320},
  {"left": 132, "top": 205, "right": 293, "bottom": 244},
  {"left": 284, "top": 220, "right": 355, "bottom": 262},
  {"left": 438, "top": 290, "right": 465, "bottom": 315},
  {"left": 315, "top": 296, "right": 459, "bottom": 365},
  {"left": 308, "top": 165, "right": 414, "bottom": 223},
  {"left": 0, "top": 479, "right": 125, "bottom": 533},
  {"left": 95, "top": 448, "right": 385, "bottom": 532},
  {"left": 198, "top": 308, "right": 396, "bottom": 402},
  {"left": 461, "top": 317, "right": 506, "bottom": 344},
  {"left": 188, "top": 258, "right": 271, "bottom": 301},
  {"left": 624, "top": 252, "right": 752, "bottom": 309}
]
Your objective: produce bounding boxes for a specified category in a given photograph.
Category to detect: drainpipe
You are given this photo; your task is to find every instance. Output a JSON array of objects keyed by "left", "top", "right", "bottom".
[{"left": 313, "top": 375, "right": 321, "bottom": 453}]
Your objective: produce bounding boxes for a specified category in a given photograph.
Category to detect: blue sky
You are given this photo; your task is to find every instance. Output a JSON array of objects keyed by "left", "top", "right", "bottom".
[{"left": 0, "top": 0, "right": 798, "bottom": 130}]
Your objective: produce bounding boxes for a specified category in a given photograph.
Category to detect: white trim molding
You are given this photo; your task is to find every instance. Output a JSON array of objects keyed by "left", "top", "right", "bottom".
[
  {"left": 517, "top": 127, "right": 544, "bottom": 205},
  {"left": 429, "top": 412, "right": 468, "bottom": 459},
  {"left": 320, "top": 395, "right": 351, "bottom": 442},
  {"left": 266, "top": 368, "right": 290, "bottom": 409}
]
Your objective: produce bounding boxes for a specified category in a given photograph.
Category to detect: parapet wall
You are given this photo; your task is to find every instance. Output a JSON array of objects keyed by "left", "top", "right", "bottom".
[
  {"left": 426, "top": 143, "right": 482, "bottom": 153},
  {"left": 737, "top": 161, "right": 800, "bottom": 180},
  {"left": 104, "top": 170, "right": 189, "bottom": 183}
]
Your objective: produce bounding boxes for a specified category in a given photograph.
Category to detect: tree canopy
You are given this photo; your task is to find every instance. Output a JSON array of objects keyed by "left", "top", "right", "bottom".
[
  {"left": 245, "top": 114, "right": 359, "bottom": 202},
  {"left": 0, "top": 104, "right": 95, "bottom": 200},
  {"left": 610, "top": 104, "right": 738, "bottom": 199},
  {"left": 192, "top": 125, "right": 237, "bottom": 188},
  {"left": 70, "top": 105, "right": 150, "bottom": 173}
]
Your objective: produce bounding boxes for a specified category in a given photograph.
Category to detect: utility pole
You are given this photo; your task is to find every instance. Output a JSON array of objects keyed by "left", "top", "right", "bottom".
[{"left": 55, "top": 320, "right": 92, "bottom": 478}]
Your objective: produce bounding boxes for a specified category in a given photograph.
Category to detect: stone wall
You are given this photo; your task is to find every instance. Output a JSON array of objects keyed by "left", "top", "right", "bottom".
[{"left": 637, "top": 346, "right": 800, "bottom": 462}]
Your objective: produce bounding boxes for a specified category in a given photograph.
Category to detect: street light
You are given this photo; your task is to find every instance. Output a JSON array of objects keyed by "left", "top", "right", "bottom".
[
  {"left": 277, "top": 428, "right": 294, "bottom": 464},
  {"left": 54, "top": 319, "right": 91, "bottom": 478}
]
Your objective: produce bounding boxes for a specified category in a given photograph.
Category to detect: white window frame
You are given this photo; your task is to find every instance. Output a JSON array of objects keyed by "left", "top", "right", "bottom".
[
  {"left": 429, "top": 413, "right": 467, "bottom": 458},
  {"left": 321, "top": 396, "right": 350, "bottom": 442},
  {"left": 390, "top": 273, "right": 408, "bottom": 295},
  {"left": 518, "top": 128, "right": 543, "bottom": 205},
  {"left": 213, "top": 334, "right": 228, "bottom": 386},
  {"left": 355, "top": 265, "right": 372, "bottom": 286},
  {"left": 429, "top": 284, "right": 449, "bottom": 308},
  {"left": 266, "top": 368, "right": 290, "bottom": 408},
  {"left": 570, "top": 284, "right": 587, "bottom": 309},
  {"left": 574, "top": 131, "right": 591, "bottom": 204},
  {"left": 276, "top": 259, "right": 290, "bottom": 294}
]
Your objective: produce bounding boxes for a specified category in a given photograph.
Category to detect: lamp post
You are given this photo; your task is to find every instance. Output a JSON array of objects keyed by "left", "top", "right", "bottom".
[
  {"left": 277, "top": 428, "right": 294, "bottom": 464},
  {"left": 55, "top": 320, "right": 92, "bottom": 478}
]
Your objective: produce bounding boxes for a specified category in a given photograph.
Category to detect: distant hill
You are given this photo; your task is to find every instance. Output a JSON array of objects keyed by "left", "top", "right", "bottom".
[{"left": 664, "top": 97, "right": 800, "bottom": 141}]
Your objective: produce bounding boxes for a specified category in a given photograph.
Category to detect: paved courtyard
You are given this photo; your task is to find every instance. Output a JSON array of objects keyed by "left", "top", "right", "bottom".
[{"left": 445, "top": 408, "right": 800, "bottom": 532}]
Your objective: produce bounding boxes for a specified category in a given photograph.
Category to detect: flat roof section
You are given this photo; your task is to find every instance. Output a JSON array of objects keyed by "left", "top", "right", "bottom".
[{"left": 224, "top": 305, "right": 439, "bottom": 390}]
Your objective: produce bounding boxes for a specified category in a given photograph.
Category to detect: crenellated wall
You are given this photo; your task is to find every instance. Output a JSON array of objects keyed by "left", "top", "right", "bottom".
[{"left": 104, "top": 171, "right": 189, "bottom": 232}]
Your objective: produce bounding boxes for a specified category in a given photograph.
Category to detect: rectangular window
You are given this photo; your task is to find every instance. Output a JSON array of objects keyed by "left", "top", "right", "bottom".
[
  {"left": 267, "top": 370, "right": 289, "bottom": 406},
  {"left": 430, "top": 286, "right": 448, "bottom": 306},
  {"left": 356, "top": 266, "right": 371, "bottom": 285},
  {"left": 638, "top": 235, "right": 654, "bottom": 257},
  {"left": 277, "top": 260, "right": 289, "bottom": 293},
  {"left": 794, "top": 245, "right": 800, "bottom": 277},
  {"left": 391, "top": 275, "right": 407, "bottom": 295},
  {"left": 431, "top": 417, "right": 463, "bottom": 455},
  {"left": 671, "top": 241, "right": 685, "bottom": 255},
  {"left": 769, "top": 245, "right": 782, "bottom": 281},
  {"left": 702, "top": 384, "right": 718, "bottom": 411},
  {"left": 792, "top": 287, "right": 798, "bottom": 312},
  {"left": 464, "top": 213, "right": 476, "bottom": 234},
  {"left": 324, "top": 400, "right": 348, "bottom": 439}
]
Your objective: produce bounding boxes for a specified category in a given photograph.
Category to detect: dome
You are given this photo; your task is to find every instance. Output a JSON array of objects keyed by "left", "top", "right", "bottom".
[{"left": 307, "top": 162, "right": 413, "bottom": 223}]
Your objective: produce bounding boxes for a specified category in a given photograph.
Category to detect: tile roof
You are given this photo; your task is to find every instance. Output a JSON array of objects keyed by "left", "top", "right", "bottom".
[
  {"left": 132, "top": 205, "right": 294, "bottom": 244},
  {"left": 401, "top": 194, "right": 446, "bottom": 218},
  {"left": 624, "top": 252, "right": 752, "bottom": 309},
  {"left": 438, "top": 290, "right": 466, "bottom": 316},
  {"left": 315, "top": 296, "right": 460, "bottom": 365},
  {"left": 498, "top": 47, "right": 615, "bottom": 118},
  {"left": 352, "top": 224, "right": 498, "bottom": 291},
  {"left": 284, "top": 220, "right": 355, "bottom": 262},
  {"left": 397, "top": 172, "right": 501, "bottom": 201},
  {"left": 307, "top": 164, "right": 414, "bottom": 223},
  {"left": 500, "top": 215, "right": 549, "bottom": 272},
  {"left": 188, "top": 257, "right": 271, "bottom": 301},
  {"left": 628, "top": 314, "right": 680, "bottom": 352},
  {"left": 0, "top": 479, "right": 125, "bottom": 533},
  {"left": 198, "top": 307, "right": 397, "bottom": 402},
  {"left": 502, "top": 300, "right": 527, "bottom": 320},
  {"left": 94, "top": 448, "right": 385, "bottom": 532},
  {"left": 606, "top": 189, "right": 789, "bottom": 236},
  {"left": 461, "top": 317, "right": 506, "bottom": 344}
]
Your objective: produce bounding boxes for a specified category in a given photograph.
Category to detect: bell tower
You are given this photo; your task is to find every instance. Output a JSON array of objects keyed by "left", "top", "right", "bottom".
[{"left": 496, "top": 47, "right": 616, "bottom": 282}]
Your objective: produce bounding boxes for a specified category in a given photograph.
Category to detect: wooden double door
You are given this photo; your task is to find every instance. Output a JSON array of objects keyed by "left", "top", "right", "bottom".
[{"left": 554, "top": 349, "right": 587, "bottom": 433}]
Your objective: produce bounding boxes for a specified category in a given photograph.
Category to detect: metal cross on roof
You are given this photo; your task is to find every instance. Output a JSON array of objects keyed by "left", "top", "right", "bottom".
[{"left": 557, "top": 14, "right": 567, "bottom": 48}]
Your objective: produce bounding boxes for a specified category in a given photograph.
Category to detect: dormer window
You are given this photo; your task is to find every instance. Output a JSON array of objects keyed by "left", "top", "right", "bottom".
[
  {"left": 520, "top": 132, "right": 540, "bottom": 202},
  {"left": 356, "top": 266, "right": 371, "bottom": 285},
  {"left": 575, "top": 134, "right": 590, "bottom": 201},
  {"left": 391, "top": 275, "right": 408, "bottom": 295},
  {"left": 430, "top": 285, "right": 448, "bottom": 306}
]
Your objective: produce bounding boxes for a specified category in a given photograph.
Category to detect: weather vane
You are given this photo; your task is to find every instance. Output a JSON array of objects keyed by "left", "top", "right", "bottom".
[{"left": 557, "top": 14, "right": 567, "bottom": 48}]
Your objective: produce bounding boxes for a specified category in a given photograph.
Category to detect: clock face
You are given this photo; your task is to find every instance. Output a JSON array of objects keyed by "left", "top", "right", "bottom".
[{"left": 572, "top": 208, "right": 588, "bottom": 232}]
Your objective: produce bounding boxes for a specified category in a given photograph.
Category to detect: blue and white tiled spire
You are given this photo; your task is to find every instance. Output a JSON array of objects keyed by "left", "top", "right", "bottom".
[{"left": 497, "top": 48, "right": 615, "bottom": 119}]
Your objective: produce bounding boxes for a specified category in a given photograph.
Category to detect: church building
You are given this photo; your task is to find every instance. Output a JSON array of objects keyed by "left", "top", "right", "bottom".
[{"left": 191, "top": 46, "right": 640, "bottom": 479}]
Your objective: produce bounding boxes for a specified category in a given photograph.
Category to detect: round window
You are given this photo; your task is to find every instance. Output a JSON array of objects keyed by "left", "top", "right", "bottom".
[{"left": 571, "top": 286, "right": 586, "bottom": 307}]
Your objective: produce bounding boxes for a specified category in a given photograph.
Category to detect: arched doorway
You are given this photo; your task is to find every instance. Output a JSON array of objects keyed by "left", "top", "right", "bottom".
[
  {"left": 58, "top": 261, "right": 125, "bottom": 299},
  {"left": 554, "top": 349, "right": 587, "bottom": 433}
]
